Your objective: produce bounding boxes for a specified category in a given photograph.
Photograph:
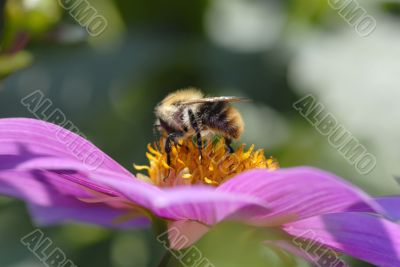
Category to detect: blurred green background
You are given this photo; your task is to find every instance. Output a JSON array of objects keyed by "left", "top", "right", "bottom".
[{"left": 0, "top": 0, "right": 399, "bottom": 266}]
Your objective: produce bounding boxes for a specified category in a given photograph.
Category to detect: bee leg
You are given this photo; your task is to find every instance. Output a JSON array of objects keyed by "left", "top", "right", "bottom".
[
  {"left": 196, "top": 132, "right": 203, "bottom": 161},
  {"left": 165, "top": 135, "right": 172, "bottom": 166},
  {"left": 165, "top": 132, "right": 183, "bottom": 164},
  {"left": 171, "top": 137, "right": 182, "bottom": 147},
  {"left": 188, "top": 109, "right": 203, "bottom": 160},
  {"left": 225, "top": 138, "right": 234, "bottom": 153},
  {"left": 163, "top": 135, "right": 174, "bottom": 181}
]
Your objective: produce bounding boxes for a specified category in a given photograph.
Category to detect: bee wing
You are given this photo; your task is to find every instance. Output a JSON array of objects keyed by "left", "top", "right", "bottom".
[{"left": 180, "top": 96, "right": 251, "bottom": 105}]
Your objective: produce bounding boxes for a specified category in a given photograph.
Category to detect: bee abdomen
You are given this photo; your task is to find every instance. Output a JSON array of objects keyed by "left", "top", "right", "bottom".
[{"left": 200, "top": 103, "right": 244, "bottom": 139}]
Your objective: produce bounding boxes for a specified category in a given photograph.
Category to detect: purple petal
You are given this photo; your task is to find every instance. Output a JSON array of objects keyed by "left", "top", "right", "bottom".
[
  {"left": 34, "top": 168, "right": 269, "bottom": 226},
  {"left": 28, "top": 203, "right": 150, "bottom": 229},
  {"left": 0, "top": 118, "right": 269, "bottom": 226},
  {"left": 0, "top": 118, "right": 160, "bottom": 226},
  {"left": 0, "top": 118, "right": 386, "bottom": 229},
  {"left": 0, "top": 118, "right": 131, "bottom": 175},
  {"left": 91, "top": 174, "right": 269, "bottom": 225},
  {"left": 0, "top": 173, "right": 148, "bottom": 229},
  {"left": 167, "top": 220, "right": 211, "bottom": 249},
  {"left": 376, "top": 196, "right": 400, "bottom": 221},
  {"left": 284, "top": 213, "right": 400, "bottom": 267},
  {"left": 218, "top": 167, "right": 383, "bottom": 225},
  {"left": 0, "top": 169, "right": 151, "bottom": 228},
  {"left": 0, "top": 118, "right": 159, "bottom": 203}
]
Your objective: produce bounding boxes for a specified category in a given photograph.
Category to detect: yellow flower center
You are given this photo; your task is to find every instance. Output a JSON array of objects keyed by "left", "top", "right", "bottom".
[{"left": 134, "top": 138, "right": 279, "bottom": 187}]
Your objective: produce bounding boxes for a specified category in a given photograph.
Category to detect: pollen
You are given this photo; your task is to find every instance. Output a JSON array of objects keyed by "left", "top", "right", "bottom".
[{"left": 134, "top": 138, "right": 279, "bottom": 187}]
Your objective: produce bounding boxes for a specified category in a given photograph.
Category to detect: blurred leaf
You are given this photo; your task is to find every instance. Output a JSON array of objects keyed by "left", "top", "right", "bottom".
[
  {"left": 114, "top": 0, "right": 209, "bottom": 34},
  {"left": 381, "top": 1, "right": 400, "bottom": 17},
  {"left": 0, "top": 0, "right": 5, "bottom": 49},
  {"left": 59, "top": 224, "right": 111, "bottom": 249},
  {"left": 192, "top": 221, "right": 303, "bottom": 267},
  {"left": 0, "top": 50, "right": 32, "bottom": 78},
  {"left": 288, "top": 0, "right": 328, "bottom": 23},
  {"left": 111, "top": 231, "right": 149, "bottom": 267},
  {"left": 2, "top": 0, "right": 61, "bottom": 50},
  {"left": 6, "top": 0, "right": 61, "bottom": 34}
]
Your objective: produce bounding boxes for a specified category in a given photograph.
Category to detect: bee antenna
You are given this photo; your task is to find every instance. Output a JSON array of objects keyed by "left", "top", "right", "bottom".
[{"left": 239, "top": 97, "right": 252, "bottom": 102}]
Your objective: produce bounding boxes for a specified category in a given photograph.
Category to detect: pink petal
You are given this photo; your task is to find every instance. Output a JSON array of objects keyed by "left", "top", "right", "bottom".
[
  {"left": 218, "top": 167, "right": 383, "bottom": 225},
  {"left": 284, "top": 212, "right": 400, "bottom": 266},
  {"left": 376, "top": 196, "right": 400, "bottom": 221},
  {"left": 0, "top": 118, "right": 130, "bottom": 175},
  {"left": 92, "top": 174, "right": 269, "bottom": 225},
  {"left": 166, "top": 220, "right": 210, "bottom": 250},
  {"left": 28, "top": 203, "right": 150, "bottom": 229},
  {"left": 0, "top": 118, "right": 159, "bottom": 226},
  {"left": 0, "top": 118, "right": 387, "bottom": 230},
  {"left": 0, "top": 118, "right": 269, "bottom": 226}
]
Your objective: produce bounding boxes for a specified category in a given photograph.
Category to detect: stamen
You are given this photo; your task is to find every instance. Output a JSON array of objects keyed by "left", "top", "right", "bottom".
[
  {"left": 133, "top": 164, "right": 150, "bottom": 171},
  {"left": 134, "top": 138, "right": 279, "bottom": 187}
]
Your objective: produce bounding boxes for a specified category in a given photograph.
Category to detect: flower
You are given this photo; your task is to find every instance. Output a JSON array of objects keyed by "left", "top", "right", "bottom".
[
  {"left": 1, "top": 118, "right": 400, "bottom": 266},
  {"left": 134, "top": 138, "right": 279, "bottom": 187}
]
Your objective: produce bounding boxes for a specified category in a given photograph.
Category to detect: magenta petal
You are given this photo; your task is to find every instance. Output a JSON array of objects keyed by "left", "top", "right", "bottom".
[
  {"left": 0, "top": 169, "right": 152, "bottom": 228},
  {"left": 376, "top": 196, "right": 400, "bottom": 221},
  {"left": 0, "top": 162, "right": 162, "bottom": 226},
  {"left": 0, "top": 170, "right": 73, "bottom": 206},
  {"left": 28, "top": 203, "right": 150, "bottom": 229},
  {"left": 167, "top": 220, "right": 211, "bottom": 249},
  {"left": 0, "top": 118, "right": 131, "bottom": 175},
  {"left": 284, "top": 213, "right": 400, "bottom": 266},
  {"left": 155, "top": 188, "right": 268, "bottom": 224},
  {"left": 0, "top": 118, "right": 144, "bottom": 203},
  {"left": 91, "top": 174, "right": 268, "bottom": 225},
  {"left": 218, "top": 167, "right": 383, "bottom": 224},
  {"left": 0, "top": 118, "right": 390, "bottom": 231},
  {"left": 50, "top": 170, "right": 269, "bottom": 226},
  {"left": 0, "top": 167, "right": 133, "bottom": 207},
  {"left": 0, "top": 118, "right": 269, "bottom": 226},
  {"left": 0, "top": 118, "right": 158, "bottom": 226}
]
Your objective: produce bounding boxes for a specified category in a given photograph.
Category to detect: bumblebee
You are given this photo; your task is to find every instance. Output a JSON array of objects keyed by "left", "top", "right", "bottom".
[{"left": 154, "top": 88, "right": 248, "bottom": 165}]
